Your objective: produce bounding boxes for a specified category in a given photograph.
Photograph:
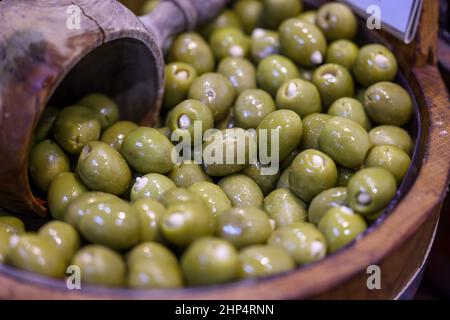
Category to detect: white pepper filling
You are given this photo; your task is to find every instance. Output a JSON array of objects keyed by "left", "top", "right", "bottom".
[
  {"left": 175, "top": 69, "right": 189, "bottom": 80},
  {"left": 165, "top": 213, "right": 185, "bottom": 228},
  {"left": 310, "top": 240, "right": 325, "bottom": 258},
  {"left": 310, "top": 50, "right": 323, "bottom": 65},
  {"left": 357, "top": 192, "right": 372, "bottom": 206},
  {"left": 178, "top": 114, "right": 191, "bottom": 129},
  {"left": 133, "top": 177, "right": 149, "bottom": 192},
  {"left": 229, "top": 45, "right": 244, "bottom": 57},
  {"left": 322, "top": 72, "right": 336, "bottom": 83},
  {"left": 252, "top": 28, "right": 266, "bottom": 39},
  {"left": 286, "top": 82, "right": 298, "bottom": 97},
  {"left": 374, "top": 54, "right": 389, "bottom": 69}
]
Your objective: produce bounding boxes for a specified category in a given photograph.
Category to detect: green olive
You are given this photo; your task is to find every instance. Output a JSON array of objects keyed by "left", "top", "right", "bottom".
[
  {"left": 52, "top": 105, "right": 101, "bottom": 155},
  {"left": 121, "top": 127, "right": 175, "bottom": 174},
  {"left": 133, "top": 198, "right": 165, "bottom": 242},
  {"left": 369, "top": 125, "right": 413, "bottom": 155},
  {"left": 325, "top": 40, "right": 359, "bottom": 70},
  {"left": 161, "top": 202, "right": 215, "bottom": 247},
  {"left": 264, "top": 188, "right": 307, "bottom": 228},
  {"left": 263, "top": 0, "right": 303, "bottom": 29},
  {"left": 77, "top": 141, "right": 132, "bottom": 195},
  {"left": 300, "top": 113, "right": 332, "bottom": 150},
  {"left": 276, "top": 78, "right": 322, "bottom": 118},
  {"left": 268, "top": 222, "right": 327, "bottom": 265},
  {"left": 33, "top": 106, "right": 59, "bottom": 144},
  {"left": 365, "top": 145, "right": 411, "bottom": 182},
  {"left": 308, "top": 187, "right": 348, "bottom": 225},
  {"left": 100, "top": 121, "right": 138, "bottom": 151},
  {"left": 127, "top": 241, "right": 178, "bottom": 266},
  {"left": 127, "top": 259, "right": 183, "bottom": 289},
  {"left": 347, "top": 167, "right": 397, "bottom": 216},
  {"left": 217, "top": 207, "right": 272, "bottom": 248},
  {"left": 316, "top": 3, "right": 357, "bottom": 41},
  {"left": 209, "top": 27, "right": 250, "bottom": 60},
  {"left": 242, "top": 161, "right": 280, "bottom": 196},
  {"left": 161, "top": 187, "right": 205, "bottom": 207},
  {"left": 167, "top": 99, "right": 214, "bottom": 137},
  {"left": 71, "top": 245, "right": 125, "bottom": 287},
  {"left": 0, "top": 228, "right": 12, "bottom": 263},
  {"left": 337, "top": 166, "right": 355, "bottom": 187},
  {"left": 79, "top": 200, "right": 140, "bottom": 250},
  {"left": 296, "top": 10, "right": 317, "bottom": 24},
  {"left": 181, "top": 237, "right": 239, "bottom": 286},
  {"left": 130, "top": 173, "right": 176, "bottom": 202},
  {"left": 168, "top": 162, "right": 212, "bottom": 188},
  {"left": 189, "top": 181, "right": 232, "bottom": 217},
  {"left": 0, "top": 216, "right": 25, "bottom": 234},
  {"left": 289, "top": 149, "right": 337, "bottom": 203},
  {"left": 234, "top": 89, "right": 276, "bottom": 129},
  {"left": 38, "top": 221, "right": 80, "bottom": 261},
  {"left": 48, "top": 172, "right": 87, "bottom": 221},
  {"left": 163, "top": 62, "right": 198, "bottom": 110},
  {"left": 7, "top": 234, "right": 67, "bottom": 278},
  {"left": 279, "top": 19, "right": 327, "bottom": 67},
  {"left": 364, "top": 82, "right": 413, "bottom": 126},
  {"left": 250, "top": 29, "right": 280, "bottom": 64},
  {"left": 276, "top": 167, "right": 291, "bottom": 189},
  {"left": 218, "top": 57, "right": 257, "bottom": 94},
  {"left": 219, "top": 174, "right": 264, "bottom": 208},
  {"left": 328, "top": 97, "right": 371, "bottom": 131},
  {"left": 78, "top": 93, "right": 120, "bottom": 129},
  {"left": 201, "top": 9, "right": 244, "bottom": 39},
  {"left": 318, "top": 116, "right": 371, "bottom": 168},
  {"left": 233, "top": 0, "right": 263, "bottom": 34},
  {"left": 238, "top": 245, "right": 295, "bottom": 279},
  {"left": 318, "top": 206, "right": 367, "bottom": 252}
]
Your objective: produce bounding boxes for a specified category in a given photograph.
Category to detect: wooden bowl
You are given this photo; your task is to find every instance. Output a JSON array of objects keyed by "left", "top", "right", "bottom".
[{"left": 0, "top": 0, "right": 449, "bottom": 299}]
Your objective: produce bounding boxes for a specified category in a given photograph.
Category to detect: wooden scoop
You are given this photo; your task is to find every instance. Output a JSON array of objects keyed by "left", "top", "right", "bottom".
[{"left": 0, "top": 0, "right": 229, "bottom": 216}]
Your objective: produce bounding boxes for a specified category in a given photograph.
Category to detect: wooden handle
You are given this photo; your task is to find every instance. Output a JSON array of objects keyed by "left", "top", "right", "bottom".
[{"left": 140, "top": 0, "right": 229, "bottom": 50}]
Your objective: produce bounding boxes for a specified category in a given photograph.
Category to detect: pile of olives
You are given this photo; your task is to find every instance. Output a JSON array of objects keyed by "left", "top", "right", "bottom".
[{"left": 0, "top": 0, "right": 414, "bottom": 289}]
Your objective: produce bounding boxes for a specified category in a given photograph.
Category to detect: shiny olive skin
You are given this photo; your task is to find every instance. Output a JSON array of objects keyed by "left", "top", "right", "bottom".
[
  {"left": 276, "top": 78, "right": 322, "bottom": 118},
  {"left": 161, "top": 187, "right": 204, "bottom": 207},
  {"left": 337, "top": 167, "right": 355, "bottom": 187},
  {"left": 130, "top": 173, "right": 176, "bottom": 202},
  {"left": 33, "top": 106, "right": 59, "bottom": 144},
  {"left": 219, "top": 174, "right": 264, "bottom": 208},
  {"left": 217, "top": 206, "right": 272, "bottom": 248},
  {"left": 133, "top": 198, "right": 165, "bottom": 242},
  {"left": 38, "top": 221, "right": 80, "bottom": 261},
  {"left": 201, "top": 9, "right": 244, "bottom": 40},
  {"left": 328, "top": 97, "right": 371, "bottom": 131},
  {"left": 308, "top": 187, "right": 348, "bottom": 225},
  {"left": 78, "top": 93, "right": 120, "bottom": 129},
  {"left": 242, "top": 162, "right": 280, "bottom": 196},
  {"left": 318, "top": 206, "right": 367, "bottom": 252},
  {"left": 369, "top": 125, "right": 413, "bottom": 155},
  {"left": 347, "top": 167, "right": 397, "bottom": 216},
  {"left": 127, "top": 241, "right": 178, "bottom": 266},
  {"left": 127, "top": 259, "right": 183, "bottom": 288},
  {"left": 256, "top": 54, "right": 300, "bottom": 97},
  {"left": 168, "top": 162, "right": 212, "bottom": 188},
  {"left": 218, "top": 57, "right": 256, "bottom": 94},
  {"left": 365, "top": 145, "right": 411, "bottom": 183},
  {"left": 163, "top": 62, "right": 198, "bottom": 110},
  {"left": 188, "top": 72, "right": 236, "bottom": 122},
  {"left": 279, "top": 19, "right": 327, "bottom": 67},
  {"left": 161, "top": 202, "right": 215, "bottom": 247},
  {"left": 189, "top": 181, "right": 232, "bottom": 217},
  {"left": 71, "top": 245, "right": 125, "bottom": 287},
  {"left": 77, "top": 141, "right": 132, "bottom": 195},
  {"left": 312, "top": 63, "right": 354, "bottom": 108},
  {"left": 276, "top": 167, "right": 291, "bottom": 189},
  {"left": 364, "top": 82, "right": 413, "bottom": 126},
  {"left": 203, "top": 128, "right": 256, "bottom": 176},
  {"left": 121, "top": 127, "right": 174, "bottom": 174},
  {"left": 233, "top": 0, "right": 263, "bottom": 34},
  {"left": 167, "top": 99, "right": 214, "bottom": 137},
  {"left": 316, "top": 3, "right": 357, "bottom": 41},
  {"left": 268, "top": 222, "right": 327, "bottom": 265},
  {"left": 52, "top": 105, "right": 101, "bottom": 155},
  {"left": 353, "top": 44, "right": 398, "bottom": 87},
  {"left": 0, "top": 216, "right": 25, "bottom": 234},
  {"left": 257, "top": 110, "right": 303, "bottom": 162},
  {"left": 234, "top": 89, "right": 276, "bottom": 129},
  {"left": 297, "top": 10, "right": 317, "bottom": 24},
  {"left": 64, "top": 192, "right": 122, "bottom": 228},
  {"left": 289, "top": 149, "right": 338, "bottom": 203},
  {"left": 263, "top": 0, "right": 303, "bottom": 29},
  {"left": 300, "top": 113, "right": 332, "bottom": 150},
  {"left": 7, "top": 234, "right": 67, "bottom": 278},
  {"left": 48, "top": 172, "right": 87, "bottom": 220},
  {"left": 319, "top": 116, "right": 372, "bottom": 168},
  {"left": 181, "top": 237, "right": 239, "bottom": 286},
  {"left": 169, "top": 32, "right": 215, "bottom": 75},
  {"left": 264, "top": 188, "right": 307, "bottom": 228},
  {"left": 250, "top": 29, "right": 280, "bottom": 64},
  {"left": 209, "top": 27, "right": 250, "bottom": 60},
  {"left": 28, "top": 140, "right": 70, "bottom": 192},
  {"left": 238, "top": 245, "right": 295, "bottom": 279},
  {"left": 0, "top": 228, "right": 12, "bottom": 263},
  {"left": 79, "top": 200, "right": 140, "bottom": 250},
  {"left": 100, "top": 121, "right": 138, "bottom": 151},
  {"left": 325, "top": 40, "right": 359, "bottom": 70}
]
